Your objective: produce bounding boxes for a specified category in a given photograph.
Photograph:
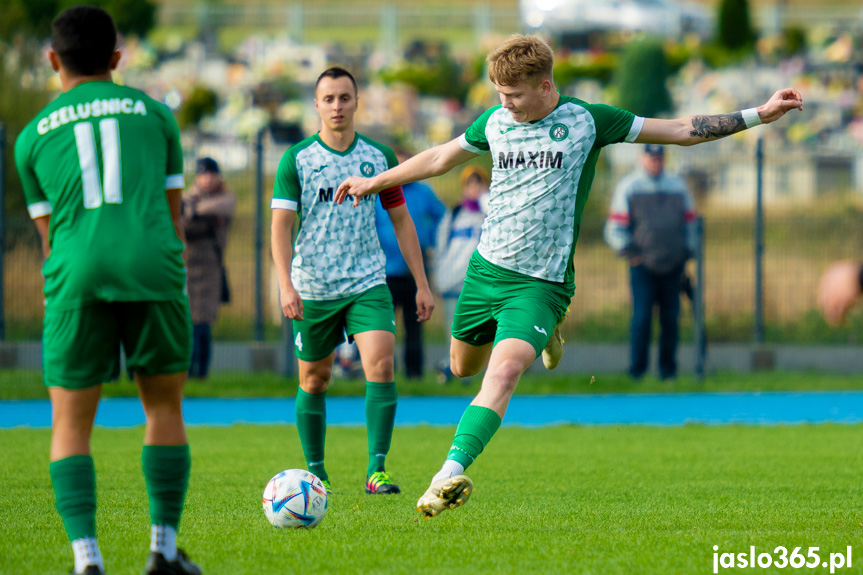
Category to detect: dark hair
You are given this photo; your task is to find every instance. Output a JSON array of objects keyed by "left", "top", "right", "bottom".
[
  {"left": 315, "top": 66, "right": 357, "bottom": 94},
  {"left": 52, "top": 6, "right": 117, "bottom": 76},
  {"left": 196, "top": 157, "right": 220, "bottom": 174}
]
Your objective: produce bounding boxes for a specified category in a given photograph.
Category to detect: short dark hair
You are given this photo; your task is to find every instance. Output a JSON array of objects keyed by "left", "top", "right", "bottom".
[
  {"left": 315, "top": 66, "right": 357, "bottom": 94},
  {"left": 196, "top": 157, "right": 220, "bottom": 174},
  {"left": 52, "top": 6, "right": 117, "bottom": 76}
]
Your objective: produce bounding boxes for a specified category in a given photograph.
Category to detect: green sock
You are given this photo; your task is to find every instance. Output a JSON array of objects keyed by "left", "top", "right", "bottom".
[
  {"left": 446, "top": 405, "right": 502, "bottom": 470},
  {"left": 50, "top": 455, "right": 97, "bottom": 541},
  {"left": 365, "top": 381, "right": 397, "bottom": 476},
  {"left": 296, "top": 388, "right": 328, "bottom": 481},
  {"left": 142, "top": 445, "right": 190, "bottom": 529}
]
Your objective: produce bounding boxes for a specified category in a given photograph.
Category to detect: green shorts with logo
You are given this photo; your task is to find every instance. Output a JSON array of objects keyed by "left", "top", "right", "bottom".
[
  {"left": 292, "top": 283, "right": 396, "bottom": 362},
  {"left": 42, "top": 297, "right": 193, "bottom": 389},
  {"left": 451, "top": 252, "right": 571, "bottom": 357}
]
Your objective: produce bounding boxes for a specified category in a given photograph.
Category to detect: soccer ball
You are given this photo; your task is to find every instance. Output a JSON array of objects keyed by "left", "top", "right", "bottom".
[{"left": 262, "top": 469, "right": 328, "bottom": 529}]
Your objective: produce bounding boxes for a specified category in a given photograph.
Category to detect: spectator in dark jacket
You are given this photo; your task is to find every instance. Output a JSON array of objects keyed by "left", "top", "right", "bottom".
[
  {"left": 604, "top": 144, "right": 697, "bottom": 380},
  {"left": 182, "top": 157, "right": 236, "bottom": 379}
]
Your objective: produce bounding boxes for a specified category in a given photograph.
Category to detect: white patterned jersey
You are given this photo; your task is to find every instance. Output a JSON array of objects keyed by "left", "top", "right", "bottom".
[
  {"left": 271, "top": 133, "right": 403, "bottom": 300},
  {"left": 459, "top": 96, "right": 642, "bottom": 292}
]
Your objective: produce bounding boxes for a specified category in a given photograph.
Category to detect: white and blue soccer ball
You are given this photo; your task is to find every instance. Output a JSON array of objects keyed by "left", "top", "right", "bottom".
[{"left": 262, "top": 469, "right": 328, "bottom": 529}]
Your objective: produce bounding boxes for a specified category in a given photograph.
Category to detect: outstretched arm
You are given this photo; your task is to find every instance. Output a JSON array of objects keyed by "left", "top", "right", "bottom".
[
  {"left": 388, "top": 204, "right": 434, "bottom": 322},
  {"left": 636, "top": 88, "right": 804, "bottom": 146},
  {"left": 335, "top": 138, "right": 478, "bottom": 207}
]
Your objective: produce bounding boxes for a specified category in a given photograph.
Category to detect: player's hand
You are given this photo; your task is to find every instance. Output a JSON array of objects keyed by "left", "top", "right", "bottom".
[
  {"left": 415, "top": 286, "right": 435, "bottom": 323},
  {"left": 280, "top": 285, "right": 304, "bottom": 320},
  {"left": 335, "top": 176, "right": 376, "bottom": 207},
  {"left": 759, "top": 88, "right": 804, "bottom": 124},
  {"left": 816, "top": 260, "right": 862, "bottom": 327}
]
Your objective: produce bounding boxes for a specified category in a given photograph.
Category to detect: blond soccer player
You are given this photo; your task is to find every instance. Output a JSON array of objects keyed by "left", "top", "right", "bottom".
[{"left": 337, "top": 35, "right": 803, "bottom": 518}]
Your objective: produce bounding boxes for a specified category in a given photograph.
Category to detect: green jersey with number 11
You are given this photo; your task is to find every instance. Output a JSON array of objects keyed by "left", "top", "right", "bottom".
[{"left": 15, "top": 81, "right": 186, "bottom": 311}]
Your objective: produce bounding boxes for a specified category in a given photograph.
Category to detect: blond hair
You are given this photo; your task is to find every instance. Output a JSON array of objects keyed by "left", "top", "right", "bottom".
[{"left": 486, "top": 35, "right": 554, "bottom": 87}]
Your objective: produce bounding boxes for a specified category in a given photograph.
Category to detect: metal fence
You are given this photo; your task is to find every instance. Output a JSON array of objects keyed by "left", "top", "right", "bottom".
[
  {"left": 154, "top": 2, "right": 863, "bottom": 47},
  {"left": 3, "top": 129, "right": 863, "bottom": 367}
]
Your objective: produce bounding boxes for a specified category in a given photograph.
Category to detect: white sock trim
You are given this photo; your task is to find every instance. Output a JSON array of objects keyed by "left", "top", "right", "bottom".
[
  {"left": 150, "top": 524, "right": 178, "bottom": 561},
  {"left": 432, "top": 460, "right": 465, "bottom": 482},
  {"left": 72, "top": 537, "right": 104, "bottom": 573}
]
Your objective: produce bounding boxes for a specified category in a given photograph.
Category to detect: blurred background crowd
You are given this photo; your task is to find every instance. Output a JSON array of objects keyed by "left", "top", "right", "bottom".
[{"left": 2, "top": 0, "right": 863, "bottom": 374}]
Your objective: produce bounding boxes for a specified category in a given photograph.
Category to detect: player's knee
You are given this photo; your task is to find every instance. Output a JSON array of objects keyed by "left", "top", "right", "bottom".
[
  {"left": 300, "top": 371, "right": 331, "bottom": 394},
  {"left": 363, "top": 355, "right": 393, "bottom": 381},
  {"left": 450, "top": 359, "right": 480, "bottom": 379},
  {"left": 485, "top": 359, "right": 525, "bottom": 390}
]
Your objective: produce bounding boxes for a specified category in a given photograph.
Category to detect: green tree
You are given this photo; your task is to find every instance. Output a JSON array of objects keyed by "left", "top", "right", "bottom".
[
  {"left": 717, "top": 0, "right": 756, "bottom": 52},
  {"left": 614, "top": 38, "right": 672, "bottom": 118},
  {"left": 0, "top": 0, "right": 156, "bottom": 41}
]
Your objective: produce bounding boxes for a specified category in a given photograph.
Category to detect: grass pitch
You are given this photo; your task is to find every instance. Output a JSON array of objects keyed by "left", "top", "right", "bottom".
[{"left": 2, "top": 424, "right": 862, "bottom": 574}]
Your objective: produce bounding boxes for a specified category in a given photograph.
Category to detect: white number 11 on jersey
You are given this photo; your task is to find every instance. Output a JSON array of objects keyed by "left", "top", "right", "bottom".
[{"left": 74, "top": 118, "right": 122, "bottom": 208}]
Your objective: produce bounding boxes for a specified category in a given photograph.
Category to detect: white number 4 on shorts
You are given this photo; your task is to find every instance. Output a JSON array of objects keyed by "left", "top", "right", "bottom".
[{"left": 294, "top": 332, "right": 303, "bottom": 351}]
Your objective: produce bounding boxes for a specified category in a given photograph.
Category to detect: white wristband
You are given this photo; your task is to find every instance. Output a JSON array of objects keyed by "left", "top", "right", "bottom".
[{"left": 741, "top": 107, "right": 761, "bottom": 129}]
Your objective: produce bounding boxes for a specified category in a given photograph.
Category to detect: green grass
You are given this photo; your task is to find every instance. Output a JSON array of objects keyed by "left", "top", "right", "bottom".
[
  {"left": 3, "top": 369, "right": 863, "bottom": 400},
  {"left": 2, "top": 424, "right": 862, "bottom": 574}
]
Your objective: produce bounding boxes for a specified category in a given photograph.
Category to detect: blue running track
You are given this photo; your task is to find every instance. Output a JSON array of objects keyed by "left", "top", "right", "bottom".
[{"left": 3, "top": 391, "right": 863, "bottom": 428}]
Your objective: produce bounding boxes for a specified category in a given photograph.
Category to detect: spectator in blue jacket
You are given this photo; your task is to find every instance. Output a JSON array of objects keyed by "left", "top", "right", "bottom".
[
  {"left": 604, "top": 144, "right": 697, "bottom": 380},
  {"left": 375, "top": 148, "right": 446, "bottom": 378}
]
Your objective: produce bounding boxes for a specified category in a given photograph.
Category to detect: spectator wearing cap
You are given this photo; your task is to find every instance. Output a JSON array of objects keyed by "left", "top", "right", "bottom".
[
  {"left": 374, "top": 148, "right": 446, "bottom": 379},
  {"left": 182, "top": 157, "right": 237, "bottom": 379},
  {"left": 433, "top": 165, "right": 490, "bottom": 384},
  {"left": 604, "top": 145, "right": 697, "bottom": 380}
]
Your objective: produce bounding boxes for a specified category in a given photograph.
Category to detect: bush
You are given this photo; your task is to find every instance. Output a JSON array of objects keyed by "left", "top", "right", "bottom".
[
  {"left": 179, "top": 85, "right": 218, "bottom": 131},
  {"left": 717, "top": 0, "right": 756, "bottom": 53},
  {"left": 554, "top": 52, "right": 617, "bottom": 87},
  {"left": 613, "top": 38, "right": 672, "bottom": 117},
  {"left": 379, "top": 42, "right": 472, "bottom": 103}
]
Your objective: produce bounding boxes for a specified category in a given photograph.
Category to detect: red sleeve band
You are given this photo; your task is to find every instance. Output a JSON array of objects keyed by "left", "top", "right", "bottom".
[{"left": 379, "top": 185, "right": 405, "bottom": 209}]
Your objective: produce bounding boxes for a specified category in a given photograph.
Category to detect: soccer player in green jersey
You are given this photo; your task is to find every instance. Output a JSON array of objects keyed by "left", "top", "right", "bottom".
[
  {"left": 336, "top": 35, "right": 804, "bottom": 517},
  {"left": 14, "top": 7, "right": 201, "bottom": 574},
  {"left": 271, "top": 67, "right": 434, "bottom": 495}
]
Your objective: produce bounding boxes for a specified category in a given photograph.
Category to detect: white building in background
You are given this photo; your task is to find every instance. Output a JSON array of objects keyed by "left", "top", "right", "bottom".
[{"left": 520, "top": 0, "right": 713, "bottom": 43}]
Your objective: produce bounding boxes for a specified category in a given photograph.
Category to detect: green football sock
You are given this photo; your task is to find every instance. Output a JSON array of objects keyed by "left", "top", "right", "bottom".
[
  {"left": 142, "top": 444, "right": 191, "bottom": 529},
  {"left": 365, "top": 381, "right": 397, "bottom": 476},
  {"left": 50, "top": 455, "right": 97, "bottom": 541},
  {"left": 296, "top": 388, "right": 328, "bottom": 481},
  {"left": 446, "top": 405, "right": 502, "bottom": 470}
]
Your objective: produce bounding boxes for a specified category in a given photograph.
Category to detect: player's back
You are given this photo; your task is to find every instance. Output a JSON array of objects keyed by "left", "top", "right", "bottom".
[{"left": 15, "top": 81, "right": 186, "bottom": 310}]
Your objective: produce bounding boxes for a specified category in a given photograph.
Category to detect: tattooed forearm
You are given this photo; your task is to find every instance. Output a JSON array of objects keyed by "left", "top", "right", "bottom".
[{"left": 689, "top": 112, "right": 746, "bottom": 140}]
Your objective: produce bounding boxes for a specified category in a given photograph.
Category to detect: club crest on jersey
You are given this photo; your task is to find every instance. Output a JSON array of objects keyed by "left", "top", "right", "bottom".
[
  {"left": 550, "top": 123, "right": 569, "bottom": 141},
  {"left": 360, "top": 162, "right": 375, "bottom": 177}
]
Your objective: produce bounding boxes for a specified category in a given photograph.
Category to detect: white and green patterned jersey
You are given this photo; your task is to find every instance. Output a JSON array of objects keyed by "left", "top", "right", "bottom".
[
  {"left": 459, "top": 95, "right": 642, "bottom": 292},
  {"left": 271, "top": 133, "right": 404, "bottom": 300},
  {"left": 14, "top": 81, "right": 186, "bottom": 311}
]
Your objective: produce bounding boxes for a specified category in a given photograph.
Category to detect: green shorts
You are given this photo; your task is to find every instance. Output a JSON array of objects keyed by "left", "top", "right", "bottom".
[
  {"left": 292, "top": 284, "right": 396, "bottom": 362},
  {"left": 452, "top": 253, "right": 571, "bottom": 357},
  {"left": 43, "top": 298, "right": 192, "bottom": 389}
]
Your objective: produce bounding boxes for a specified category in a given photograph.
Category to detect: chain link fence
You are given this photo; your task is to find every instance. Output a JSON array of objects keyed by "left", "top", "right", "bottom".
[{"left": 3, "top": 130, "right": 863, "bottom": 368}]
